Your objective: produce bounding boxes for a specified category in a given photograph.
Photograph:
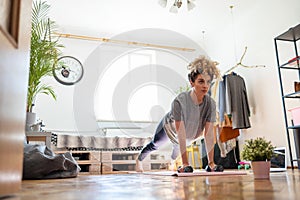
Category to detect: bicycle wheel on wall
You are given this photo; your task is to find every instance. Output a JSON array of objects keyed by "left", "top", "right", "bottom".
[{"left": 53, "top": 56, "right": 84, "bottom": 85}]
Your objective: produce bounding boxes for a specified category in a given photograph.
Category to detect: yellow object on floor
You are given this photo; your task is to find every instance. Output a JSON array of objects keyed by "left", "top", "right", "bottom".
[{"left": 186, "top": 142, "right": 202, "bottom": 169}]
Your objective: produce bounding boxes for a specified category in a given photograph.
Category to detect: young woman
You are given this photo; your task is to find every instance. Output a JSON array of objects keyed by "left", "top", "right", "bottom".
[{"left": 136, "top": 55, "right": 223, "bottom": 173}]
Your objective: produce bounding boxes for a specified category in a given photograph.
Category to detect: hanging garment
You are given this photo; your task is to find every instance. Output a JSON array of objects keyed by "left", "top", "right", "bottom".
[
  {"left": 219, "top": 115, "right": 240, "bottom": 142},
  {"left": 223, "top": 73, "right": 251, "bottom": 129},
  {"left": 218, "top": 78, "right": 226, "bottom": 124},
  {"left": 216, "top": 115, "right": 239, "bottom": 158}
]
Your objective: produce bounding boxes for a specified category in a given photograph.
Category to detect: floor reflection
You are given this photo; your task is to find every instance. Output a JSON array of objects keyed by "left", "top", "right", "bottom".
[{"left": 17, "top": 170, "right": 300, "bottom": 200}]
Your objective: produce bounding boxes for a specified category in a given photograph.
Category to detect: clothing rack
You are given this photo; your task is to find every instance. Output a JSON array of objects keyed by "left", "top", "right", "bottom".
[{"left": 223, "top": 46, "right": 266, "bottom": 75}]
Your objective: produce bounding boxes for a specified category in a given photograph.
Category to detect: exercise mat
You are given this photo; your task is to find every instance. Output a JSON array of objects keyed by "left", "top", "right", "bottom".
[{"left": 141, "top": 170, "right": 248, "bottom": 177}]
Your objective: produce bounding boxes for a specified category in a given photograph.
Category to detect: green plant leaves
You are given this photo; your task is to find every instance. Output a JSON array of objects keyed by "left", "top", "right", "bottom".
[
  {"left": 27, "top": 0, "right": 63, "bottom": 112},
  {"left": 241, "top": 137, "right": 276, "bottom": 161}
]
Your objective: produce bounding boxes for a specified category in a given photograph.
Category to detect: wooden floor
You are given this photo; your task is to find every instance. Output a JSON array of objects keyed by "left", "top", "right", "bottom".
[{"left": 4, "top": 169, "right": 300, "bottom": 200}]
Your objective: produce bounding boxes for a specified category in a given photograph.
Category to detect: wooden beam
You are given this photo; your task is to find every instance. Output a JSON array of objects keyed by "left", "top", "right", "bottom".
[{"left": 53, "top": 32, "right": 195, "bottom": 52}]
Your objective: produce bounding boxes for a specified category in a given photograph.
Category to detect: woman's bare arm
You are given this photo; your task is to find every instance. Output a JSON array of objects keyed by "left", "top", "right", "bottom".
[
  {"left": 175, "top": 120, "right": 189, "bottom": 166},
  {"left": 204, "top": 121, "right": 215, "bottom": 166}
]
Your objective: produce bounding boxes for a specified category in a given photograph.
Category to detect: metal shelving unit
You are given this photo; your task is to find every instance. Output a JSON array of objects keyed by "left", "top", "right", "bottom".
[{"left": 274, "top": 24, "right": 300, "bottom": 169}]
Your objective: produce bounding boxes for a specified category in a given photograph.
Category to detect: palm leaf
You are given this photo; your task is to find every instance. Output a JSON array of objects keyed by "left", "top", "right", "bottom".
[{"left": 27, "top": 0, "right": 63, "bottom": 112}]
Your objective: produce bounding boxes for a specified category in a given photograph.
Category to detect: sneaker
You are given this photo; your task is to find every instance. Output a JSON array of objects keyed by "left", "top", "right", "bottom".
[{"left": 136, "top": 159, "right": 144, "bottom": 172}]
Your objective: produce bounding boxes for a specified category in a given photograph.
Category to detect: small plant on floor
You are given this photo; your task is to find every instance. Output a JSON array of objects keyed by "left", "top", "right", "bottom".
[{"left": 241, "top": 137, "right": 276, "bottom": 161}]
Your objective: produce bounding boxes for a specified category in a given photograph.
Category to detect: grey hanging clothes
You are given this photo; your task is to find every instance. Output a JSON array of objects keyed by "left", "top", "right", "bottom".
[{"left": 224, "top": 73, "right": 251, "bottom": 129}]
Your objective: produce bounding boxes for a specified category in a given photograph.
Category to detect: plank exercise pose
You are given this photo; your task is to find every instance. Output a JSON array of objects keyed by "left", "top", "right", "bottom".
[{"left": 136, "top": 55, "right": 224, "bottom": 173}]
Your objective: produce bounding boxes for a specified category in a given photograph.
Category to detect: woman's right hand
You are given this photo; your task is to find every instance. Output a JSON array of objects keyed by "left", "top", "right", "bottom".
[{"left": 177, "top": 164, "right": 193, "bottom": 173}]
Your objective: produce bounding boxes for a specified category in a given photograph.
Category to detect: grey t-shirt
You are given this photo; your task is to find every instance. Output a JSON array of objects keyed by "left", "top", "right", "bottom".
[{"left": 163, "top": 91, "right": 216, "bottom": 144}]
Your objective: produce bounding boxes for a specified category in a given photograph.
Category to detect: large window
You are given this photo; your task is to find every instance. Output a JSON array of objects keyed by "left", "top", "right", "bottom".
[{"left": 94, "top": 49, "right": 188, "bottom": 136}]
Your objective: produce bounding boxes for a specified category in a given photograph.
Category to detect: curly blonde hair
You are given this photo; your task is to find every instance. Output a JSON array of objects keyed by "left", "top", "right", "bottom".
[{"left": 187, "top": 55, "right": 221, "bottom": 82}]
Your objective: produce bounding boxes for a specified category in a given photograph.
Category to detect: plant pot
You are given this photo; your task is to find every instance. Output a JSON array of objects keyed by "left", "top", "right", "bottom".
[
  {"left": 25, "top": 112, "right": 37, "bottom": 131},
  {"left": 251, "top": 161, "right": 271, "bottom": 179}
]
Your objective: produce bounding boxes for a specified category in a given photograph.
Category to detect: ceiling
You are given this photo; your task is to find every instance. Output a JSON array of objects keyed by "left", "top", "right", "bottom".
[
  {"left": 45, "top": 0, "right": 300, "bottom": 70},
  {"left": 47, "top": 0, "right": 250, "bottom": 42}
]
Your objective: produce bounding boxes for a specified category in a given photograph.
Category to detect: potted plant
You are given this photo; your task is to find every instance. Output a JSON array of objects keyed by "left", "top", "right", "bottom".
[
  {"left": 241, "top": 137, "right": 276, "bottom": 179},
  {"left": 26, "top": 0, "right": 63, "bottom": 129}
]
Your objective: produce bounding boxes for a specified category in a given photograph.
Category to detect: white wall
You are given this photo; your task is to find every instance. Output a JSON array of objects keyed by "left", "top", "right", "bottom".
[{"left": 34, "top": 0, "right": 300, "bottom": 165}]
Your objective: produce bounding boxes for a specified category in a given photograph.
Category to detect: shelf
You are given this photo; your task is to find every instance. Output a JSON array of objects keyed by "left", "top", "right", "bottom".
[
  {"left": 149, "top": 160, "right": 170, "bottom": 164},
  {"left": 108, "top": 160, "right": 136, "bottom": 164},
  {"left": 279, "top": 58, "right": 300, "bottom": 69},
  {"left": 275, "top": 24, "right": 300, "bottom": 42},
  {"left": 102, "top": 151, "right": 170, "bottom": 173},
  {"left": 288, "top": 125, "right": 300, "bottom": 129},
  {"left": 55, "top": 150, "right": 170, "bottom": 174},
  {"left": 54, "top": 150, "right": 102, "bottom": 173},
  {"left": 279, "top": 66, "right": 300, "bottom": 70},
  {"left": 25, "top": 131, "right": 52, "bottom": 149},
  {"left": 76, "top": 160, "right": 100, "bottom": 165},
  {"left": 275, "top": 23, "right": 300, "bottom": 170},
  {"left": 283, "top": 91, "right": 300, "bottom": 98}
]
